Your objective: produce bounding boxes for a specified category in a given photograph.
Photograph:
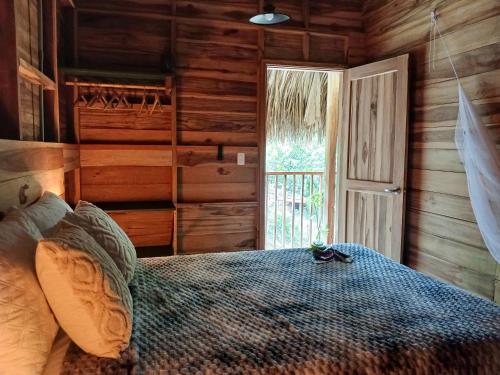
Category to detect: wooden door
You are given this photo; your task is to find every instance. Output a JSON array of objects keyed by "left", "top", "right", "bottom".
[{"left": 337, "top": 55, "right": 409, "bottom": 262}]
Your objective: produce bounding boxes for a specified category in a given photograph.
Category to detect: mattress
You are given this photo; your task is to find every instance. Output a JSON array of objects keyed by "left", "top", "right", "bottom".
[{"left": 61, "top": 244, "right": 500, "bottom": 374}]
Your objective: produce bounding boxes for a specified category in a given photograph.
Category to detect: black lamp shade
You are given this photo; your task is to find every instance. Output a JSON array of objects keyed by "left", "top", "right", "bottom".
[
  {"left": 249, "top": 3, "right": 290, "bottom": 25},
  {"left": 249, "top": 12, "right": 290, "bottom": 25}
]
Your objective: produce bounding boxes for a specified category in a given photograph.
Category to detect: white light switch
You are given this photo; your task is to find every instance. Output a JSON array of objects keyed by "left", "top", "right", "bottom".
[{"left": 237, "top": 153, "right": 245, "bottom": 166}]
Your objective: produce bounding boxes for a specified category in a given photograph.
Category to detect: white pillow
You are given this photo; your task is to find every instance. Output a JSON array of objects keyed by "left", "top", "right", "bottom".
[
  {"left": 36, "top": 221, "right": 133, "bottom": 359},
  {"left": 0, "top": 211, "right": 59, "bottom": 375},
  {"left": 64, "top": 201, "right": 136, "bottom": 283},
  {"left": 22, "top": 191, "right": 73, "bottom": 236}
]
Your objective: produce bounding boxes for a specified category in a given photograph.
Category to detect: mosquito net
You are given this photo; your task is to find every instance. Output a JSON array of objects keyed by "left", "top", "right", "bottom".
[
  {"left": 431, "top": 12, "right": 500, "bottom": 263},
  {"left": 455, "top": 84, "right": 500, "bottom": 262}
]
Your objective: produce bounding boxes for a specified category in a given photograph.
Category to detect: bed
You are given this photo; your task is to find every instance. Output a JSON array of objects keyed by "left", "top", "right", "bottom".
[
  {"left": 1, "top": 140, "right": 499, "bottom": 374},
  {"left": 59, "top": 245, "right": 500, "bottom": 374}
]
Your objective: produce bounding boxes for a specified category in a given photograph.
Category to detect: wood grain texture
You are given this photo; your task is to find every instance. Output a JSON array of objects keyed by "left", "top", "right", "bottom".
[
  {"left": 347, "top": 72, "right": 397, "bottom": 183},
  {"left": 80, "top": 144, "right": 172, "bottom": 167},
  {"left": 363, "top": 0, "right": 500, "bottom": 300},
  {"left": 177, "top": 146, "right": 257, "bottom": 167},
  {"left": 177, "top": 202, "right": 257, "bottom": 254},
  {"left": 338, "top": 55, "right": 409, "bottom": 262},
  {"left": 15, "top": 0, "right": 41, "bottom": 141},
  {"left": 179, "top": 166, "right": 257, "bottom": 202},
  {"left": 107, "top": 209, "right": 174, "bottom": 247},
  {"left": 79, "top": 107, "right": 172, "bottom": 144},
  {"left": 81, "top": 166, "right": 172, "bottom": 202}
]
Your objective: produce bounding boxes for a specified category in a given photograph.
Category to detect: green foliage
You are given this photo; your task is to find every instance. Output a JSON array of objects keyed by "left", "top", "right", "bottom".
[
  {"left": 265, "top": 139, "right": 327, "bottom": 249},
  {"left": 266, "top": 139, "right": 325, "bottom": 172}
]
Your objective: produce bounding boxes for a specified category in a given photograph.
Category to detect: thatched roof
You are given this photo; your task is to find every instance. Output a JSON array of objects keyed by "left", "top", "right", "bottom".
[{"left": 266, "top": 69, "right": 328, "bottom": 143}]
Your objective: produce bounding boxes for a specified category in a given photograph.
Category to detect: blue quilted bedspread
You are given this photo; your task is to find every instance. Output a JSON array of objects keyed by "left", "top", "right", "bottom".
[{"left": 62, "top": 244, "right": 500, "bottom": 374}]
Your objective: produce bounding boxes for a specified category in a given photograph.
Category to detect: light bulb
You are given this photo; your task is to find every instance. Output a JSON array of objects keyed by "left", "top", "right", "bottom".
[{"left": 265, "top": 13, "right": 275, "bottom": 21}]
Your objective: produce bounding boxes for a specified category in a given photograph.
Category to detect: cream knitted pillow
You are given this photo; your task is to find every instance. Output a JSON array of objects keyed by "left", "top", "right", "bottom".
[
  {"left": 0, "top": 211, "right": 58, "bottom": 375},
  {"left": 64, "top": 201, "right": 136, "bottom": 283},
  {"left": 36, "top": 221, "right": 133, "bottom": 359}
]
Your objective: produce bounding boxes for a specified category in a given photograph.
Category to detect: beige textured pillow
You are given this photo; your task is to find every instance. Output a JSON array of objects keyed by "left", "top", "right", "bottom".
[
  {"left": 0, "top": 211, "right": 58, "bottom": 375},
  {"left": 22, "top": 191, "right": 73, "bottom": 236},
  {"left": 36, "top": 221, "right": 133, "bottom": 359},
  {"left": 64, "top": 201, "right": 136, "bottom": 283}
]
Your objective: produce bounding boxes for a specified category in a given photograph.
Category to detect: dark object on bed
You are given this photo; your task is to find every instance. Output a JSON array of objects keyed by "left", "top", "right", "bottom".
[{"left": 61, "top": 245, "right": 500, "bottom": 374}]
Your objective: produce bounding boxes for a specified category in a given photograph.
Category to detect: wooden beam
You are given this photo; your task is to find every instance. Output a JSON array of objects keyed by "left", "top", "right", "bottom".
[
  {"left": 18, "top": 58, "right": 56, "bottom": 90},
  {"left": 0, "top": 0, "right": 21, "bottom": 139}
]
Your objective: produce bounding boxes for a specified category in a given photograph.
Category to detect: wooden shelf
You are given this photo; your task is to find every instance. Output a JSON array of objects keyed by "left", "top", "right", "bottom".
[{"left": 18, "top": 58, "right": 56, "bottom": 90}]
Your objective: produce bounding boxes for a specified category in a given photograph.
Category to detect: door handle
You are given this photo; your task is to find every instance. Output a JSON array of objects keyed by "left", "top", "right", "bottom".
[{"left": 384, "top": 187, "right": 401, "bottom": 195}]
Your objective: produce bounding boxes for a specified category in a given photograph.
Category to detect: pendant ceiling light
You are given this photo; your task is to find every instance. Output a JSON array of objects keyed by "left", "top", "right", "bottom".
[{"left": 249, "top": 2, "right": 290, "bottom": 25}]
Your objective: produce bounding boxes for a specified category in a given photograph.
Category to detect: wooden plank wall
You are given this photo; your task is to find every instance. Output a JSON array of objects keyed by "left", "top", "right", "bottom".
[
  {"left": 15, "top": 0, "right": 41, "bottom": 141},
  {"left": 363, "top": 0, "right": 500, "bottom": 301},
  {"left": 72, "top": 0, "right": 365, "bottom": 254}
]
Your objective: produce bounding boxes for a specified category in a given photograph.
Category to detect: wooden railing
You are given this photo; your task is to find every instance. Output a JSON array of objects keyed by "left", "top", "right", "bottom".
[{"left": 265, "top": 171, "right": 325, "bottom": 249}]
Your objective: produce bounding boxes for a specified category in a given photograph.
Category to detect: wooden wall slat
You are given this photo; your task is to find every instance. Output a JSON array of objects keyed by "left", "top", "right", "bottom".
[
  {"left": 177, "top": 146, "right": 258, "bottom": 167},
  {"left": 363, "top": 0, "right": 500, "bottom": 301},
  {"left": 80, "top": 144, "right": 173, "bottom": 167}
]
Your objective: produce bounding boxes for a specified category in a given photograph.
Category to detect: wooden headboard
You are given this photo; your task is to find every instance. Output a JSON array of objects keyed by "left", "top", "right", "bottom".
[{"left": 0, "top": 139, "right": 80, "bottom": 215}]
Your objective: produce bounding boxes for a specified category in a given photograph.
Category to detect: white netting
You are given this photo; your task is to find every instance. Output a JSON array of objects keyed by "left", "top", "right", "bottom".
[
  {"left": 455, "top": 84, "right": 500, "bottom": 262},
  {"left": 431, "top": 12, "right": 500, "bottom": 263}
]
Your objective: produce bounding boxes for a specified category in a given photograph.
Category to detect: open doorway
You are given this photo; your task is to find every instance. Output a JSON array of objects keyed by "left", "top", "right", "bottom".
[{"left": 263, "top": 66, "right": 342, "bottom": 249}]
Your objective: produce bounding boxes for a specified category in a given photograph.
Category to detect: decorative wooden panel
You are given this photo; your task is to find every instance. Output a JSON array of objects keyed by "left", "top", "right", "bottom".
[
  {"left": 177, "top": 202, "right": 257, "bottom": 254},
  {"left": 73, "top": 0, "right": 172, "bottom": 15},
  {"left": 77, "top": 11, "right": 171, "bottom": 70},
  {"left": 177, "top": 146, "right": 257, "bottom": 167},
  {"left": 107, "top": 209, "right": 174, "bottom": 247},
  {"left": 80, "top": 145, "right": 173, "bottom": 202},
  {"left": 175, "top": 0, "right": 256, "bottom": 22},
  {"left": 363, "top": 0, "right": 500, "bottom": 301},
  {"left": 264, "top": 30, "right": 304, "bottom": 61},
  {"left": 176, "top": 22, "right": 257, "bottom": 46},
  {"left": 177, "top": 146, "right": 258, "bottom": 203},
  {"left": 79, "top": 107, "right": 172, "bottom": 144},
  {"left": 176, "top": 39, "right": 258, "bottom": 83},
  {"left": 309, "top": 34, "right": 347, "bottom": 64},
  {"left": 178, "top": 166, "right": 256, "bottom": 203},
  {"left": 310, "top": 0, "right": 364, "bottom": 33},
  {"left": 81, "top": 166, "right": 172, "bottom": 202},
  {"left": 80, "top": 144, "right": 172, "bottom": 167}
]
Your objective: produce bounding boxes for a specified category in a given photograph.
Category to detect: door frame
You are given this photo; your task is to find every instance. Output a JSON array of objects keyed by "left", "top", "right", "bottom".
[{"left": 257, "top": 60, "right": 345, "bottom": 249}]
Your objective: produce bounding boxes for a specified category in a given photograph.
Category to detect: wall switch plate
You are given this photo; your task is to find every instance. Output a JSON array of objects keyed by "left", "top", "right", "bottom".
[{"left": 237, "top": 152, "right": 245, "bottom": 165}]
